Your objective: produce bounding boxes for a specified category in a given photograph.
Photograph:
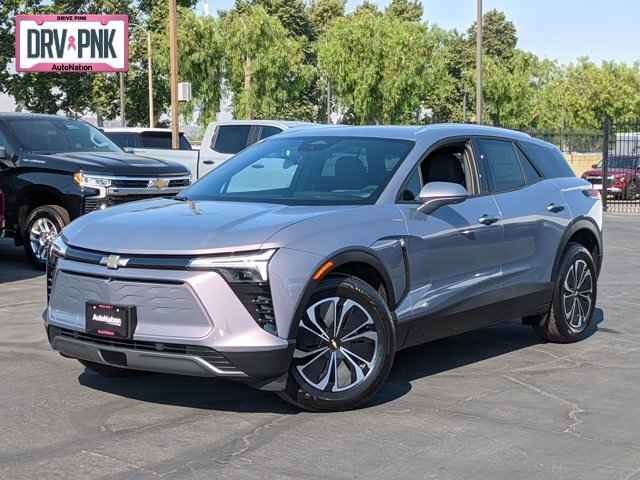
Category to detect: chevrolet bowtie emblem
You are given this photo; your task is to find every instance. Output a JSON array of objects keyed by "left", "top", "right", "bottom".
[
  {"left": 148, "top": 178, "right": 170, "bottom": 190},
  {"left": 100, "top": 255, "right": 130, "bottom": 270}
]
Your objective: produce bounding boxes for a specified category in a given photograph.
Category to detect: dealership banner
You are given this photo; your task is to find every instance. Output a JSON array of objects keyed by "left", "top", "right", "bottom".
[{"left": 15, "top": 14, "right": 128, "bottom": 73}]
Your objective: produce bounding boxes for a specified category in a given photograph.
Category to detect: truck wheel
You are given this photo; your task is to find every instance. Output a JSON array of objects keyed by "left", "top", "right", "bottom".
[
  {"left": 533, "top": 243, "right": 597, "bottom": 343},
  {"left": 278, "top": 276, "right": 396, "bottom": 412},
  {"left": 24, "top": 205, "right": 70, "bottom": 270}
]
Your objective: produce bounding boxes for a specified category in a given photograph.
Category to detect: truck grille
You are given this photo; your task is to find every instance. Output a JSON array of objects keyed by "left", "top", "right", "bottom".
[{"left": 83, "top": 193, "right": 175, "bottom": 213}]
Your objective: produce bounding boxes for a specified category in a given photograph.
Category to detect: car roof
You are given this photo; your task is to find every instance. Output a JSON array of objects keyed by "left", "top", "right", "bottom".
[
  {"left": 215, "top": 120, "right": 317, "bottom": 129},
  {"left": 0, "top": 112, "right": 75, "bottom": 121},
  {"left": 278, "top": 123, "right": 533, "bottom": 142},
  {"left": 102, "top": 127, "right": 185, "bottom": 134}
]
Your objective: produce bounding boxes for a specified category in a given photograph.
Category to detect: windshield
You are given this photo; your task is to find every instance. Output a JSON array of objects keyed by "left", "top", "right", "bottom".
[
  {"left": 181, "top": 136, "right": 414, "bottom": 205},
  {"left": 6, "top": 118, "right": 122, "bottom": 154}
]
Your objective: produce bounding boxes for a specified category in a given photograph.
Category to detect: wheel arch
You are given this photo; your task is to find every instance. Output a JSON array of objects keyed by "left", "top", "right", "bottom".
[
  {"left": 284, "top": 248, "right": 398, "bottom": 340},
  {"left": 553, "top": 217, "right": 603, "bottom": 282},
  {"left": 16, "top": 185, "right": 69, "bottom": 235}
]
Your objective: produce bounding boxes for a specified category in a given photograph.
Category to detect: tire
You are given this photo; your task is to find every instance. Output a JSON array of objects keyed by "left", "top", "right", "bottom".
[
  {"left": 79, "top": 360, "right": 143, "bottom": 378},
  {"left": 279, "top": 275, "right": 396, "bottom": 412},
  {"left": 533, "top": 243, "right": 597, "bottom": 343},
  {"left": 24, "top": 205, "right": 70, "bottom": 270}
]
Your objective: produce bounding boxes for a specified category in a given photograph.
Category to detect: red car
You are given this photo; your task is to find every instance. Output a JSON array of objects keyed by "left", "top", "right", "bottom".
[{"left": 582, "top": 157, "right": 640, "bottom": 200}]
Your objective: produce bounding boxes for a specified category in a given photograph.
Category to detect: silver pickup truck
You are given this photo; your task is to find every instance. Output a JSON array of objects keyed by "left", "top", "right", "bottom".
[{"left": 104, "top": 120, "right": 316, "bottom": 179}]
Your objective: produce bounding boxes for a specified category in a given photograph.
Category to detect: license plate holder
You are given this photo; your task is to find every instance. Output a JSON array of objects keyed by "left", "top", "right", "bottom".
[{"left": 86, "top": 302, "right": 137, "bottom": 339}]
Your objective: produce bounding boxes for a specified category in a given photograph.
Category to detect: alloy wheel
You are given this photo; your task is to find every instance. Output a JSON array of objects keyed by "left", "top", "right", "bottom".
[
  {"left": 294, "top": 297, "right": 379, "bottom": 393},
  {"left": 29, "top": 217, "right": 58, "bottom": 263},
  {"left": 562, "top": 259, "right": 593, "bottom": 333}
]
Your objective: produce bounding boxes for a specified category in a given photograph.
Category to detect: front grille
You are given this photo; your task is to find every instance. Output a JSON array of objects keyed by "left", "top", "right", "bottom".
[
  {"left": 83, "top": 197, "right": 101, "bottom": 213},
  {"left": 54, "top": 327, "right": 241, "bottom": 374},
  {"left": 110, "top": 177, "right": 190, "bottom": 189},
  {"left": 169, "top": 178, "right": 190, "bottom": 188},
  {"left": 109, "top": 194, "right": 172, "bottom": 205}
]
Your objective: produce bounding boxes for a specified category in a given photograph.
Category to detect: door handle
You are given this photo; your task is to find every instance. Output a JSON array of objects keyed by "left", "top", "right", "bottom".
[
  {"left": 202, "top": 160, "right": 215, "bottom": 165},
  {"left": 547, "top": 203, "right": 565, "bottom": 213},
  {"left": 478, "top": 215, "right": 500, "bottom": 226}
]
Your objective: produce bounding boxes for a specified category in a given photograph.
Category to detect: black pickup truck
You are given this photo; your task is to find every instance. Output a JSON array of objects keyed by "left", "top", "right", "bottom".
[{"left": 0, "top": 113, "right": 191, "bottom": 268}]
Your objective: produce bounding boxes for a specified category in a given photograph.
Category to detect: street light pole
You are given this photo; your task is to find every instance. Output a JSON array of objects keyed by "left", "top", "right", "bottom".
[
  {"left": 168, "top": 0, "right": 179, "bottom": 149},
  {"left": 475, "top": 0, "right": 483, "bottom": 125},
  {"left": 147, "top": 30, "right": 154, "bottom": 128}
]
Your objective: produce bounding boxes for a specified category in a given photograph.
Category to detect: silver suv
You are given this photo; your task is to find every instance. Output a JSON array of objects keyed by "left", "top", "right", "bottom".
[{"left": 45, "top": 125, "right": 603, "bottom": 411}]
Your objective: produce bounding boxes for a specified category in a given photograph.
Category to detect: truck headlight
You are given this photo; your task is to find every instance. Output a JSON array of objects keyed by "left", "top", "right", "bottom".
[
  {"left": 187, "top": 249, "right": 276, "bottom": 283},
  {"left": 73, "top": 172, "right": 112, "bottom": 188}
]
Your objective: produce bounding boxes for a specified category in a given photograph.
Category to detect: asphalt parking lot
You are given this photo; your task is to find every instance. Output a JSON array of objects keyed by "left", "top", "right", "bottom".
[{"left": 1, "top": 215, "right": 640, "bottom": 480}]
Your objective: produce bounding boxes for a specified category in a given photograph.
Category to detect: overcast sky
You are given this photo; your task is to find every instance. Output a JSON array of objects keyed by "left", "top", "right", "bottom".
[{"left": 206, "top": 0, "right": 640, "bottom": 66}]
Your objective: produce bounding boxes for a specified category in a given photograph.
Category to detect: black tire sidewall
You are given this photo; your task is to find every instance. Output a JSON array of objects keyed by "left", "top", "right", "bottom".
[
  {"left": 283, "top": 276, "right": 396, "bottom": 412},
  {"left": 24, "top": 205, "right": 69, "bottom": 268},
  {"left": 551, "top": 244, "right": 598, "bottom": 341}
]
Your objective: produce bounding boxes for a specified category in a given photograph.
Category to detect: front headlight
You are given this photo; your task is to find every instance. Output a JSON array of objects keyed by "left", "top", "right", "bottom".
[
  {"left": 73, "top": 172, "right": 112, "bottom": 188},
  {"left": 187, "top": 249, "right": 276, "bottom": 283}
]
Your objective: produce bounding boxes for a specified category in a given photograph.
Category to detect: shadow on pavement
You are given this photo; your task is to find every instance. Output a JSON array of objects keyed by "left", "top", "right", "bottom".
[
  {"left": 0, "top": 239, "right": 42, "bottom": 284},
  {"left": 77, "top": 308, "right": 605, "bottom": 413}
]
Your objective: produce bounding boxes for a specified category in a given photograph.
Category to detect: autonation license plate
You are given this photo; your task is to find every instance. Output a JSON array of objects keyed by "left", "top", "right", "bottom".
[{"left": 86, "top": 302, "right": 136, "bottom": 338}]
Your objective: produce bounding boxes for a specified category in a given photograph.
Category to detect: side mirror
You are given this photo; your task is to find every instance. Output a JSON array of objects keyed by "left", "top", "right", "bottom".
[{"left": 418, "top": 182, "right": 469, "bottom": 214}]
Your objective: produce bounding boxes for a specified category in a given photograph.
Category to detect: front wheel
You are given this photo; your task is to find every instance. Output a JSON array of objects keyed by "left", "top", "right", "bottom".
[
  {"left": 279, "top": 276, "right": 396, "bottom": 412},
  {"left": 24, "top": 205, "right": 70, "bottom": 270},
  {"left": 533, "top": 243, "right": 597, "bottom": 343}
]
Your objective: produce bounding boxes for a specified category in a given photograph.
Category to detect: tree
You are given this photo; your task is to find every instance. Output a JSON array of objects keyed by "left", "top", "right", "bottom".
[
  {"left": 352, "top": 1, "right": 380, "bottom": 17},
  {"left": 230, "top": 0, "right": 313, "bottom": 39},
  {"left": 385, "top": 0, "right": 423, "bottom": 22},
  {"left": 467, "top": 9, "right": 517, "bottom": 62},
  {"left": 319, "top": 14, "right": 451, "bottom": 124},
  {"left": 309, "top": 0, "right": 346, "bottom": 37},
  {"left": 221, "top": 5, "right": 311, "bottom": 119}
]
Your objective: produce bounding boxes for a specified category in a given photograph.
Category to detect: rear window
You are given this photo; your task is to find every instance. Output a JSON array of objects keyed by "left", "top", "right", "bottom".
[
  {"left": 212, "top": 125, "right": 252, "bottom": 154},
  {"left": 259, "top": 126, "right": 283, "bottom": 140},
  {"left": 105, "top": 132, "right": 140, "bottom": 148},
  {"left": 518, "top": 141, "right": 575, "bottom": 178},
  {"left": 140, "top": 132, "right": 191, "bottom": 150}
]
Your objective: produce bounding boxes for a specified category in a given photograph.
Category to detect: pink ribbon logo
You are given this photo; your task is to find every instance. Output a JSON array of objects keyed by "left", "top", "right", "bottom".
[{"left": 67, "top": 35, "right": 77, "bottom": 50}]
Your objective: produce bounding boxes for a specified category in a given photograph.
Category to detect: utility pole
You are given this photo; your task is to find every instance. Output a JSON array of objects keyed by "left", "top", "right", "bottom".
[
  {"left": 463, "top": 91, "right": 468, "bottom": 123},
  {"left": 168, "top": 0, "right": 179, "bottom": 149},
  {"left": 119, "top": 72, "right": 126, "bottom": 127},
  {"left": 475, "top": 0, "right": 483, "bottom": 125},
  {"left": 147, "top": 30, "right": 154, "bottom": 128},
  {"left": 327, "top": 80, "right": 331, "bottom": 124}
]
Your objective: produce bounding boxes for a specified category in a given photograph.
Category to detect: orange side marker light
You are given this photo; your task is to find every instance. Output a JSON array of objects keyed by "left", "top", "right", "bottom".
[{"left": 313, "top": 261, "right": 334, "bottom": 281}]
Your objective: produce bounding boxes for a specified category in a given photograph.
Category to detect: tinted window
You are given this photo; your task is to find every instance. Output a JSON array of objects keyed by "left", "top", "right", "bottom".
[
  {"left": 477, "top": 139, "right": 524, "bottom": 192},
  {"left": 140, "top": 132, "right": 192, "bottom": 150},
  {"left": 516, "top": 147, "right": 542, "bottom": 183},
  {"left": 5, "top": 119, "right": 120, "bottom": 154},
  {"left": 400, "top": 168, "right": 422, "bottom": 201},
  {"left": 106, "top": 132, "right": 140, "bottom": 148},
  {"left": 259, "top": 126, "right": 283, "bottom": 140},
  {"left": 212, "top": 125, "right": 251, "bottom": 154},
  {"left": 183, "top": 136, "right": 414, "bottom": 205},
  {"left": 518, "top": 141, "right": 575, "bottom": 178}
]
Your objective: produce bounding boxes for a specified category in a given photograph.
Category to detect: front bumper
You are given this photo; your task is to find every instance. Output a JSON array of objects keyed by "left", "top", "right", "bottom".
[{"left": 46, "top": 258, "right": 295, "bottom": 382}]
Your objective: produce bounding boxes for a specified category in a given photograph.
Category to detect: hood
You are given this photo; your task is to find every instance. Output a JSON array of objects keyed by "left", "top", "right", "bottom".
[
  {"left": 62, "top": 198, "right": 351, "bottom": 254},
  {"left": 23, "top": 151, "right": 189, "bottom": 176}
]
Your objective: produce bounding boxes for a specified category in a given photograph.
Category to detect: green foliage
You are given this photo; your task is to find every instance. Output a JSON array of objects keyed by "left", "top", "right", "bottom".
[
  {"left": 221, "top": 5, "right": 311, "bottom": 120},
  {"left": 318, "top": 13, "right": 450, "bottom": 124},
  {"left": 308, "top": 0, "right": 346, "bottom": 37},
  {"left": 467, "top": 9, "right": 518, "bottom": 61},
  {"left": 385, "top": 0, "right": 424, "bottom": 22}
]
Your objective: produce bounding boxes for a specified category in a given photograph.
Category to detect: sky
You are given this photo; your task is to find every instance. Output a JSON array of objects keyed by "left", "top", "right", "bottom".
[{"left": 204, "top": 0, "right": 640, "bottom": 66}]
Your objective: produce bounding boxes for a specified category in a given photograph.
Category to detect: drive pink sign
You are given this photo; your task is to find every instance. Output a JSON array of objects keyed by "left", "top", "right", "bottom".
[{"left": 16, "top": 14, "right": 128, "bottom": 73}]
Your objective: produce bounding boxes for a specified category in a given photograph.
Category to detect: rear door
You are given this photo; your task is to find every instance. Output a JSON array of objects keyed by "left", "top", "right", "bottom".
[{"left": 474, "top": 137, "right": 571, "bottom": 307}]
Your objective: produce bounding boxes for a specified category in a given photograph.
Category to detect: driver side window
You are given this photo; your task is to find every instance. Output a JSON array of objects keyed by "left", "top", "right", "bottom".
[{"left": 400, "top": 143, "right": 471, "bottom": 202}]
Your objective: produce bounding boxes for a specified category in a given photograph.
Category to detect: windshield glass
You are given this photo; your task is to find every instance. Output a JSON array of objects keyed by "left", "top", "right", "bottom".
[
  {"left": 6, "top": 118, "right": 121, "bottom": 154},
  {"left": 181, "top": 136, "right": 414, "bottom": 205}
]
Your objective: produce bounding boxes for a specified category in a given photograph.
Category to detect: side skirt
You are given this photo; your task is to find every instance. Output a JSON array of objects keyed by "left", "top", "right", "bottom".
[{"left": 396, "top": 289, "right": 552, "bottom": 350}]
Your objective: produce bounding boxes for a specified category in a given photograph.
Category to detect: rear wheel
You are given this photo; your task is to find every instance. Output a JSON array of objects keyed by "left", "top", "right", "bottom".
[
  {"left": 79, "top": 360, "right": 144, "bottom": 378},
  {"left": 279, "top": 276, "right": 396, "bottom": 412},
  {"left": 24, "top": 205, "right": 70, "bottom": 270},
  {"left": 533, "top": 243, "right": 597, "bottom": 343}
]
